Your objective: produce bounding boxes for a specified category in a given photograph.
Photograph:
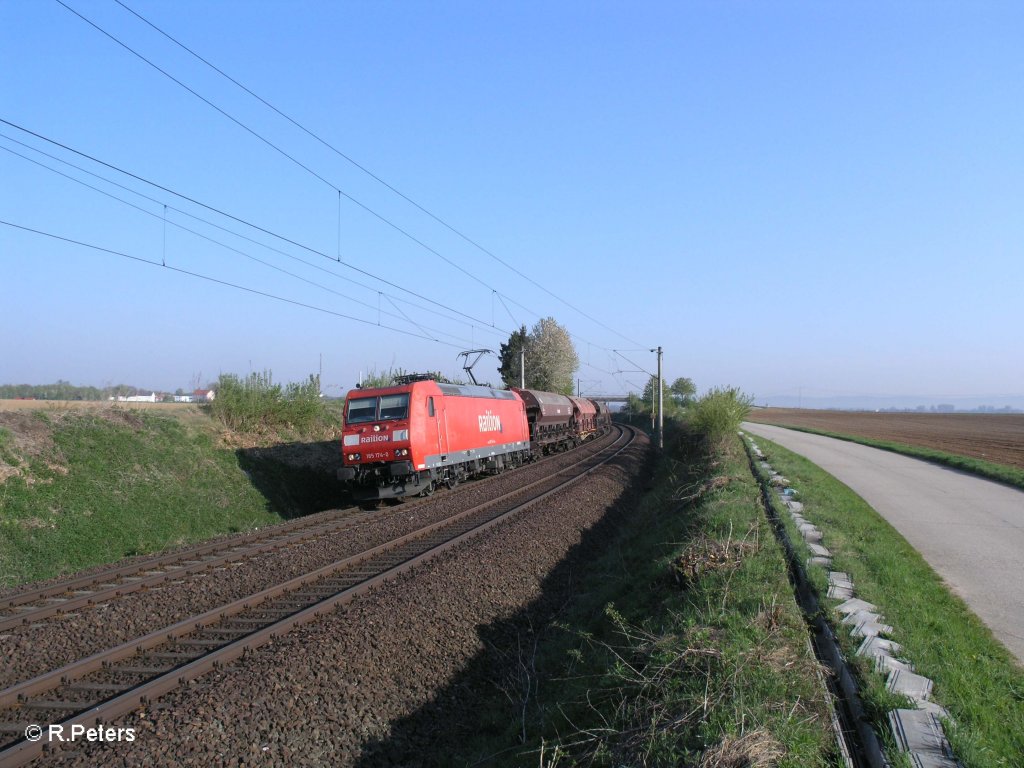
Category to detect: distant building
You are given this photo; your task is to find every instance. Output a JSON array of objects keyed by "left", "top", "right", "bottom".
[
  {"left": 117, "top": 393, "right": 158, "bottom": 403},
  {"left": 173, "top": 395, "right": 194, "bottom": 403},
  {"left": 193, "top": 389, "right": 216, "bottom": 402}
]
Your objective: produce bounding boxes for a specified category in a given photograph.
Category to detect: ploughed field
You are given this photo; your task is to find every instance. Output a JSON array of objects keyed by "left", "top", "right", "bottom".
[{"left": 746, "top": 408, "right": 1024, "bottom": 470}]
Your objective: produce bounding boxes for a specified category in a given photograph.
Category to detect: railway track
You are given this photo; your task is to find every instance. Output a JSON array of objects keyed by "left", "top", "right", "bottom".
[
  {"left": 0, "top": 511, "right": 367, "bottom": 633},
  {"left": 0, "top": 425, "right": 634, "bottom": 767},
  {"left": 0, "top": 429, "right": 612, "bottom": 635}
]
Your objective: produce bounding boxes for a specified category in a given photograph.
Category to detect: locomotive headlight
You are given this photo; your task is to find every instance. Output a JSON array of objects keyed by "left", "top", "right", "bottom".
[
  {"left": 393, "top": 429, "right": 409, "bottom": 441},
  {"left": 352, "top": 453, "right": 361, "bottom": 460},
  {"left": 373, "top": 425, "right": 381, "bottom": 432}
]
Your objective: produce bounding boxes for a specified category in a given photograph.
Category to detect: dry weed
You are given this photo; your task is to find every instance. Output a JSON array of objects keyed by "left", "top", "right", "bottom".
[
  {"left": 698, "top": 729, "right": 784, "bottom": 767},
  {"left": 668, "top": 535, "right": 755, "bottom": 589}
]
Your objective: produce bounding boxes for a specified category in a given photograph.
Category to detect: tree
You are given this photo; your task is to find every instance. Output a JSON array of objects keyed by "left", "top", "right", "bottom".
[
  {"left": 523, "top": 317, "right": 579, "bottom": 395},
  {"left": 638, "top": 375, "right": 694, "bottom": 423},
  {"left": 669, "top": 377, "right": 696, "bottom": 406},
  {"left": 497, "top": 325, "right": 528, "bottom": 389},
  {"left": 499, "top": 318, "right": 578, "bottom": 394},
  {"left": 642, "top": 376, "right": 664, "bottom": 413}
]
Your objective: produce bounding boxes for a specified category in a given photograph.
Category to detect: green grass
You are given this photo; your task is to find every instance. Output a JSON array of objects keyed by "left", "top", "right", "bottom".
[
  {"left": 0, "top": 410, "right": 283, "bottom": 588},
  {"left": 767, "top": 424, "right": 1024, "bottom": 492},
  {"left": 750, "top": 436, "right": 1024, "bottom": 767},
  {"left": 0, "top": 427, "right": 15, "bottom": 466},
  {"left": 462, "top": 429, "right": 838, "bottom": 766}
]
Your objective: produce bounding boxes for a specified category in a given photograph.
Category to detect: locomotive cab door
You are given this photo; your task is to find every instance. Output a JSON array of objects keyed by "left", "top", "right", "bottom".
[{"left": 429, "top": 395, "right": 449, "bottom": 460}]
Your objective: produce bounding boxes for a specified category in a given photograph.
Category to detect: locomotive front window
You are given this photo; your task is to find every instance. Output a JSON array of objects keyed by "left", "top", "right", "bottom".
[
  {"left": 379, "top": 394, "right": 410, "bottom": 420},
  {"left": 346, "top": 397, "right": 378, "bottom": 424}
]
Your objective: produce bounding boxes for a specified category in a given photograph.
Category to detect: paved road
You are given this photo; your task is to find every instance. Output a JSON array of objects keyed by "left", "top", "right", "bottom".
[{"left": 742, "top": 422, "right": 1024, "bottom": 664}]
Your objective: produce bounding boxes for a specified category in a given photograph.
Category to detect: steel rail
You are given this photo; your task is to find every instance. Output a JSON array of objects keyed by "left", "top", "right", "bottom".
[
  {"left": 0, "top": 508, "right": 362, "bottom": 612},
  {"left": 0, "top": 432, "right": 605, "bottom": 631},
  {"left": 0, "top": 514, "right": 367, "bottom": 632},
  {"left": 0, "top": 426, "right": 624, "bottom": 707},
  {"left": 0, "top": 426, "right": 634, "bottom": 767}
]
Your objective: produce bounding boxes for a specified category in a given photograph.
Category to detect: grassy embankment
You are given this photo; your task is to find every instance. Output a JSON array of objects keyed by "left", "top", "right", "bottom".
[
  {"left": 0, "top": 371, "right": 341, "bottom": 589},
  {"left": 752, "top": 436, "right": 1024, "bottom": 767},
  {"left": 464, "top": 390, "right": 839, "bottom": 766},
  {"left": 764, "top": 424, "right": 1024, "bottom": 492}
]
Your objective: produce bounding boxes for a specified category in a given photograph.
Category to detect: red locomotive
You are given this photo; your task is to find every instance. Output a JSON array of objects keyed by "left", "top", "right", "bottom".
[{"left": 338, "top": 376, "right": 611, "bottom": 502}]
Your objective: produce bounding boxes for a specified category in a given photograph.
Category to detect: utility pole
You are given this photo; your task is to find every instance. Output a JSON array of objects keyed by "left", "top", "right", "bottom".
[
  {"left": 650, "top": 384, "right": 656, "bottom": 432},
  {"left": 657, "top": 345, "right": 663, "bottom": 450},
  {"left": 520, "top": 348, "right": 525, "bottom": 389}
]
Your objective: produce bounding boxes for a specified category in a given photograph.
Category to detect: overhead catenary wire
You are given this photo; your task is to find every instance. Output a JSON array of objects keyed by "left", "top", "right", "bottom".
[
  {"left": 0, "top": 141, "right": 480, "bottom": 346},
  {"left": 55, "top": 0, "right": 550, "bottom": 326},
  {"left": 110, "top": 0, "right": 647, "bottom": 349},
  {"left": 3, "top": 140, "right": 657, "bottom": 394},
  {"left": 1, "top": 220, "right": 467, "bottom": 348},
  {"left": 613, "top": 349, "right": 657, "bottom": 379},
  {"left": 493, "top": 291, "right": 520, "bottom": 329},
  {"left": 2, "top": 119, "right": 644, "bottom": 373},
  {"left": 14, "top": 7, "right": 661, "bottom": 395},
  {"left": 34, "top": 0, "right": 666, "bottom": 375},
  {"left": 0, "top": 119, "right": 510, "bottom": 338}
]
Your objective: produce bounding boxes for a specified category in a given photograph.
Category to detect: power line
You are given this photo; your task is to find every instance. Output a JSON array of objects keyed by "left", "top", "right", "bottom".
[
  {"left": 56, "top": 0, "right": 546, "bottom": 322},
  {"left": 103, "top": 0, "right": 648, "bottom": 348},
  {"left": 613, "top": 349, "right": 656, "bottom": 379},
  {"left": 1, "top": 219, "right": 466, "bottom": 348},
  {"left": 0, "top": 118, "right": 510, "bottom": 337},
  {"left": 2, "top": 118, "right": 642, "bottom": 376},
  {"left": 0, "top": 139, "right": 481, "bottom": 346}
]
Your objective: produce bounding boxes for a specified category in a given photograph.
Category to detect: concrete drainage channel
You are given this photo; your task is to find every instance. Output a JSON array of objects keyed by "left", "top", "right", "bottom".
[{"left": 741, "top": 432, "right": 964, "bottom": 768}]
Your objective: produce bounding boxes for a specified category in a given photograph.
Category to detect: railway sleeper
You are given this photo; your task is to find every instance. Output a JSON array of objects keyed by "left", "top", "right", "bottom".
[
  {"left": 220, "top": 618, "right": 283, "bottom": 626},
  {"left": 0, "top": 722, "right": 34, "bottom": 734},
  {"left": 200, "top": 631, "right": 252, "bottom": 641},
  {"left": 246, "top": 608, "right": 297, "bottom": 616},
  {"left": 291, "top": 590, "right": 337, "bottom": 600},
  {"left": 20, "top": 700, "right": 89, "bottom": 711},
  {"left": 149, "top": 652, "right": 199, "bottom": 661},
  {"left": 66, "top": 682, "right": 134, "bottom": 694},
  {"left": 109, "top": 665, "right": 175, "bottom": 676}
]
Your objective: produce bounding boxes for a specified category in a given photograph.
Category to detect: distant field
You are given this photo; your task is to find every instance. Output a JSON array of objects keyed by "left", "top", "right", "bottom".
[
  {"left": 0, "top": 399, "right": 189, "bottom": 412},
  {"left": 746, "top": 408, "right": 1024, "bottom": 470},
  {"left": 0, "top": 400, "right": 212, "bottom": 430}
]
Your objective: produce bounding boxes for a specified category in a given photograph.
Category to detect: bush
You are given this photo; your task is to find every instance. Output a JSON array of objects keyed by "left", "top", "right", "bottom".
[
  {"left": 209, "top": 371, "right": 327, "bottom": 435},
  {"left": 689, "top": 386, "right": 753, "bottom": 452}
]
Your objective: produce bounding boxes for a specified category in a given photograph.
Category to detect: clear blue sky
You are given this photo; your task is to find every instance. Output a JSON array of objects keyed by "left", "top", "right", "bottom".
[{"left": 2, "top": 1, "right": 1022, "bottom": 404}]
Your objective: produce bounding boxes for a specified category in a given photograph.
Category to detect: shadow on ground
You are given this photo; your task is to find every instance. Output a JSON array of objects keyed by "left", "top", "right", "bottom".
[
  {"left": 236, "top": 440, "right": 348, "bottom": 519},
  {"left": 351, "top": 443, "right": 665, "bottom": 767}
]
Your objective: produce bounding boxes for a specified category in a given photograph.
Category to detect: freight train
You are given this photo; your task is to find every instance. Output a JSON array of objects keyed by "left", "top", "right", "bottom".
[{"left": 337, "top": 376, "right": 610, "bottom": 501}]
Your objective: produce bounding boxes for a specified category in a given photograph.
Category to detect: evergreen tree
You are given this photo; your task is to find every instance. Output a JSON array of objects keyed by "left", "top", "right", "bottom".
[{"left": 497, "top": 325, "right": 528, "bottom": 389}]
